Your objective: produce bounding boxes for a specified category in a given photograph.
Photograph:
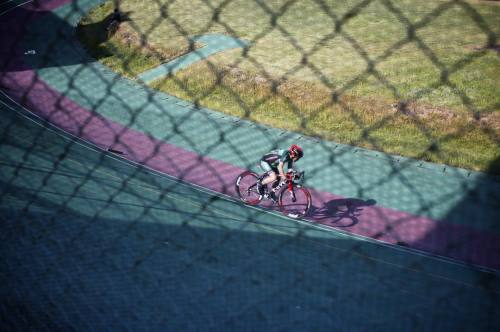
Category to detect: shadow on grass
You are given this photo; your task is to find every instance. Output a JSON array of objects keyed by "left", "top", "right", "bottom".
[{"left": 76, "top": 10, "right": 133, "bottom": 59}]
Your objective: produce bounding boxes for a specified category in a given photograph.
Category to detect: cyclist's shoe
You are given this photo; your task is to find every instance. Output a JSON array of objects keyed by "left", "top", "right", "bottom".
[
  {"left": 257, "top": 182, "right": 265, "bottom": 195},
  {"left": 264, "top": 191, "right": 278, "bottom": 203}
]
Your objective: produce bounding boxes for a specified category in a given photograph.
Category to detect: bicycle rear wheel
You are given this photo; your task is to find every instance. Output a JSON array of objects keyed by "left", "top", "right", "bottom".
[
  {"left": 235, "top": 171, "right": 262, "bottom": 205},
  {"left": 279, "top": 185, "right": 312, "bottom": 218}
]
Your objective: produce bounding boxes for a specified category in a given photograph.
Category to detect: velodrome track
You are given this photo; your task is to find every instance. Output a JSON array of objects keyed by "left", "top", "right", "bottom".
[{"left": 1, "top": 0, "right": 499, "bottom": 330}]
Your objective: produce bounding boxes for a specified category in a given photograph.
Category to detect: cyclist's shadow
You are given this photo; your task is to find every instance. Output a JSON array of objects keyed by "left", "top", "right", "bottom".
[{"left": 310, "top": 198, "right": 376, "bottom": 227}]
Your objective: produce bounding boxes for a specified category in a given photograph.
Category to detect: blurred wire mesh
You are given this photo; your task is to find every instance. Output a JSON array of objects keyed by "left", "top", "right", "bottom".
[{"left": 0, "top": 0, "right": 499, "bottom": 330}]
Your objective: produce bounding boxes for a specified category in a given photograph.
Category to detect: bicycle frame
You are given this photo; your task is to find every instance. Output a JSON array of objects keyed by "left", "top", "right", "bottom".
[{"left": 235, "top": 169, "right": 311, "bottom": 218}]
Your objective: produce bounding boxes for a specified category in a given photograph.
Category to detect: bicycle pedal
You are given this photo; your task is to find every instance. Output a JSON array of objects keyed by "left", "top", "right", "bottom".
[{"left": 264, "top": 193, "right": 278, "bottom": 203}]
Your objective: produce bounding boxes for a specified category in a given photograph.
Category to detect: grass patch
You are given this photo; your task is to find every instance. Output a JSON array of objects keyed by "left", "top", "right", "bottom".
[
  {"left": 150, "top": 62, "right": 499, "bottom": 172},
  {"left": 77, "top": 0, "right": 500, "bottom": 173},
  {"left": 75, "top": 2, "right": 203, "bottom": 77}
]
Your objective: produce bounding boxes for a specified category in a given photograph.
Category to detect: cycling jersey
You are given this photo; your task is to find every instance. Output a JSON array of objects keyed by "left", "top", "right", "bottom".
[{"left": 261, "top": 149, "right": 294, "bottom": 172}]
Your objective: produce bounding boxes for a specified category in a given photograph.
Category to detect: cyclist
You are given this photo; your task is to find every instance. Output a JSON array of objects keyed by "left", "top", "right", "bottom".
[{"left": 257, "top": 144, "right": 303, "bottom": 201}]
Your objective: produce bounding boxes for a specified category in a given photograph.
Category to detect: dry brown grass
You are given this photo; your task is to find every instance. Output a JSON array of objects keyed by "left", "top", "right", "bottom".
[
  {"left": 216, "top": 64, "right": 500, "bottom": 132},
  {"left": 114, "top": 24, "right": 203, "bottom": 63}
]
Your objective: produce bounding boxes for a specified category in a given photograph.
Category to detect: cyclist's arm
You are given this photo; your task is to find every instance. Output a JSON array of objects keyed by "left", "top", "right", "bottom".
[
  {"left": 278, "top": 161, "right": 286, "bottom": 179},
  {"left": 278, "top": 150, "right": 293, "bottom": 179}
]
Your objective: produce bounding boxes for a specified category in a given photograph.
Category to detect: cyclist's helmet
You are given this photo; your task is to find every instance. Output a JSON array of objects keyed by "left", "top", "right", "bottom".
[{"left": 289, "top": 144, "right": 303, "bottom": 160}]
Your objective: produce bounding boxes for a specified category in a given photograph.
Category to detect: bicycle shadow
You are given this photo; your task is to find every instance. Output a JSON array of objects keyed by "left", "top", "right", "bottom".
[{"left": 309, "top": 198, "right": 377, "bottom": 227}]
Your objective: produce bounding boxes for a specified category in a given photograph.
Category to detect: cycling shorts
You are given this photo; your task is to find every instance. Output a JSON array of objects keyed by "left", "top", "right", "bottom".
[{"left": 260, "top": 160, "right": 278, "bottom": 174}]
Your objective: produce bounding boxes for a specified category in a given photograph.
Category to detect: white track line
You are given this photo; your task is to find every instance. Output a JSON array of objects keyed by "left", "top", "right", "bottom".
[{"left": 0, "top": 0, "right": 34, "bottom": 16}]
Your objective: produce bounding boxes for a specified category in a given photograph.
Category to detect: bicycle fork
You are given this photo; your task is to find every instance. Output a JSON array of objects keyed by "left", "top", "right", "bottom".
[
  {"left": 271, "top": 181, "right": 297, "bottom": 203},
  {"left": 287, "top": 182, "right": 297, "bottom": 203}
]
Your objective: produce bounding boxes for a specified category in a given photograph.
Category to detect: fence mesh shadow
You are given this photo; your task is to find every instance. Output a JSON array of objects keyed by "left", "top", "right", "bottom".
[{"left": 0, "top": 0, "right": 499, "bottom": 330}]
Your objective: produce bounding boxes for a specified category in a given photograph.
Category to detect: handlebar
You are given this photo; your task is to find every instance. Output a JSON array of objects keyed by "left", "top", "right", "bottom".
[{"left": 285, "top": 169, "right": 304, "bottom": 184}]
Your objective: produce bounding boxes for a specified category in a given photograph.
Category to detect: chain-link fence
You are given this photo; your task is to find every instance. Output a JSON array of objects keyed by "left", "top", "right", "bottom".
[{"left": 1, "top": 0, "right": 499, "bottom": 330}]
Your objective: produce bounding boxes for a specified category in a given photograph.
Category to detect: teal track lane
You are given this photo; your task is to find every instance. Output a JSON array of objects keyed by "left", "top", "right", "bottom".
[
  {"left": 137, "top": 34, "right": 248, "bottom": 84},
  {"left": 1, "top": 88, "right": 500, "bottom": 331}
]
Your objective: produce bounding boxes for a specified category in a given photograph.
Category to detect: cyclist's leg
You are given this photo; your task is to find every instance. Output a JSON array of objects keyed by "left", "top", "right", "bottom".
[
  {"left": 259, "top": 162, "right": 281, "bottom": 200},
  {"left": 260, "top": 161, "right": 278, "bottom": 186},
  {"left": 257, "top": 162, "right": 275, "bottom": 195}
]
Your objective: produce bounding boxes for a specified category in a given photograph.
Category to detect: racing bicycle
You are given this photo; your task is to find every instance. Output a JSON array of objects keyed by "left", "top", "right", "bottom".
[{"left": 235, "top": 168, "right": 312, "bottom": 219}]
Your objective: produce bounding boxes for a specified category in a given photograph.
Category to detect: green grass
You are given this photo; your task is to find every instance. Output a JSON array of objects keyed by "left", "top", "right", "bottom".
[
  {"left": 77, "top": 0, "right": 500, "bottom": 173},
  {"left": 76, "top": 2, "right": 202, "bottom": 77}
]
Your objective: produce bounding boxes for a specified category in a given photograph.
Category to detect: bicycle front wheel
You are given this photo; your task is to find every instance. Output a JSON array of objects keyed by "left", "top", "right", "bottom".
[
  {"left": 235, "top": 171, "right": 262, "bottom": 205},
  {"left": 279, "top": 185, "right": 312, "bottom": 219}
]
